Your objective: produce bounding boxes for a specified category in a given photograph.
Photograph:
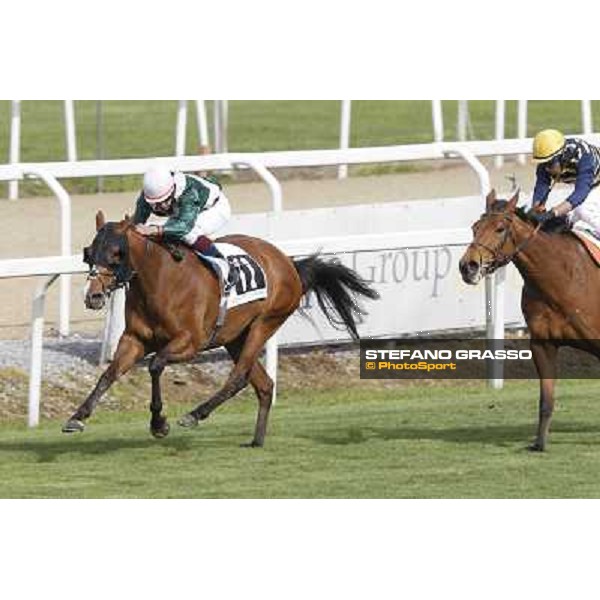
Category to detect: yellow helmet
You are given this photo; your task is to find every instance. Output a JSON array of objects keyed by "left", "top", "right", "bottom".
[{"left": 532, "top": 129, "right": 566, "bottom": 163}]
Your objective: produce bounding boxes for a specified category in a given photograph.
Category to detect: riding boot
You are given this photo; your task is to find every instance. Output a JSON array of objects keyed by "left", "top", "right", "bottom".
[{"left": 191, "top": 236, "right": 239, "bottom": 291}]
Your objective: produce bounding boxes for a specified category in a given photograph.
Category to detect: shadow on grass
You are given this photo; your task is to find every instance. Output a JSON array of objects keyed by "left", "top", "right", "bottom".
[
  {"left": 0, "top": 434, "right": 197, "bottom": 463},
  {"left": 305, "top": 421, "right": 600, "bottom": 449}
]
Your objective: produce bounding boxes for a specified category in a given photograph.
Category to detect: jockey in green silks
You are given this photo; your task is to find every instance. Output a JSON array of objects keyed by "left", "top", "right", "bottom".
[{"left": 132, "top": 165, "right": 238, "bottom": 289}]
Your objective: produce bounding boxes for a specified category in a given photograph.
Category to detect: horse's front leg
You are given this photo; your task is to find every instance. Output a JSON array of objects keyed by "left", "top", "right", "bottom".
[
  {"left": 62, "top": 334, "right": 145, "bottom": 433},
  {"left": 148, "top": 355, "right": 169, "bottom": 439},
  {"left": 529, "top": 340, "right": 558, "bottom": 452},
  {"left": 147, "top": 333, "right": 197, "bottom": 439}
]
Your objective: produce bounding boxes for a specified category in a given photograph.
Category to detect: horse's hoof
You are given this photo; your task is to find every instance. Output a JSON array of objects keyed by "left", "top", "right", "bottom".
[
  {"left": 528, "top": 441, "right": 545, "bottom": 452},
  {"left": 178, "top": 413, "right": 198, "bottom": 429},
  {"left": 240, "top": 440, "right": 263, "bottom": 448},
  {"left": 151, "top": 421, "right": 170, "bottom": 439},
  {"left": 62, "top": 419, "right": 85, "bottom": 434}
]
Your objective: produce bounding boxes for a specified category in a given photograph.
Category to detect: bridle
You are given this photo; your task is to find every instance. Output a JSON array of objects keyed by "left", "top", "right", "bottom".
[
  {"left": 85, "top": 221, "right": 183, "bottom": 299},
  {"left": 84, "top": 223, "right": 139, "bottom": 297},
  {"left": 468, "top": 209, "right": 542, "bottom": 272},
  {"left": 85, "top": 264, "right": 132, "bottom": 298}
]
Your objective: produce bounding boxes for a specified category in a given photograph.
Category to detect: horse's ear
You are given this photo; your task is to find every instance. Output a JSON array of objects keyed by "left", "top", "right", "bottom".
[
  {"left": 507, "top": 187, "right": 520, "bottom": 211},
  {"left": 486, "top": 189, "right": 497, "bottom": 212},
  {"left": 95, "top": 211, "right": 106, "bottom": 231}
]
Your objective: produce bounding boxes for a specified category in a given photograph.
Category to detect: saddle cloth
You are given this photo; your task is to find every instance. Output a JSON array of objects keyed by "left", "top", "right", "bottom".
[
  {"left": 196, "top": 242, "right": 268, "bottom": 309},
  {"left": 572, "top": 223, "right": 600, "bottom": 266}
]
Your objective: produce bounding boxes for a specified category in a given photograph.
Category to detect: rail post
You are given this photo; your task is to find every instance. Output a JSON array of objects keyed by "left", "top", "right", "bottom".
[
  {"left": 517, "top": 100, "right": 528, "bottom": 165},
  {"left": 582, "top": 100, "right": 593, "bottom": 135},
  {"left": 443, "top": 145, "right": 504, "bottom": 389},
  {"left": 494, "top": 100, "right": 506, "bottom": 169},
  {"left": 457, "top": 100, "right": 469, "bottom": 141},
  {"left": 231, "top": 160, "right": 283, "bottom": 213},
  {"left": 195, "top": 101, "right": 210, "bottom": 150},
  {"left": 64, "top": 100, "right": 77, "bottom": 162},
  {"left": 432, "top": 100, "right": 444, "bottom": 143},
  {"left": 338, "top": 100, "right": 352, "bottom": 179},
  {"left": 28, "top": 274, "right": 60, "bottom": 427},
  {"left": 176, "top": 100, "right": 188, "bottom": 156},
  {"left": 99, "top": 288, "right": 126, "bottom": 364},
  {"left": 232, "top": 159, "right": 283, "bottom": 402},
  {"left": 22, "top": 168, "right": 72, "bottom": 337}
]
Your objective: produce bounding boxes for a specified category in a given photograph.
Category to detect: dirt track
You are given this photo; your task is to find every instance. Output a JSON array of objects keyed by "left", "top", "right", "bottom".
[{"left": 0, "top": 160, "right": 535, "bottom": 340}]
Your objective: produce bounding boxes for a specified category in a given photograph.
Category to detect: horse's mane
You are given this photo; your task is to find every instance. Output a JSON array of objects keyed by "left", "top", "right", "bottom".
[
  {"left": 514, "top": 205, "right": 529, "bottom": 221},
  {"left": 490, "top": 202, "right": 569, "bottom": 235},
  {"left": 517, "top": 205, "right": 570, "bottom": 235}
]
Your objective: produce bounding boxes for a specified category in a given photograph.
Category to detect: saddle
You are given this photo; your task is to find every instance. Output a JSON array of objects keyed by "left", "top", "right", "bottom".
[{"left": 572, "top": 227, "right": 600, "bottom": 266}]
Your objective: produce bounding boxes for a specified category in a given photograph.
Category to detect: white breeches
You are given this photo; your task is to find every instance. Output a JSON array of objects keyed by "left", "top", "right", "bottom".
[
  {"left": 181, "top": 193, "right": 231, "bottom": 244},
  {"left": 569, "top": 187, "right": 600, "bottom": 234}
]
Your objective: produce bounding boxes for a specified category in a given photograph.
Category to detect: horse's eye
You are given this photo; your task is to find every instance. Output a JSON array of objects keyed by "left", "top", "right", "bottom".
[{"left": 107, "top": 246, "right": 121, "bottom": 265}]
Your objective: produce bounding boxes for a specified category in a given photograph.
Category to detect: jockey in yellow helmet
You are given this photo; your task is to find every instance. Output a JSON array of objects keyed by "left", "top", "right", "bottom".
[{"left": 529, "top": 129, "right": 600, "bottom": 234}]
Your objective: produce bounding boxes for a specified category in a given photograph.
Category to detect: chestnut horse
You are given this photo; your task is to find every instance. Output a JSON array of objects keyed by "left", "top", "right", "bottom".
[
  {"left": 459, "top": 189, "right": 600, "bottom": 451},
  {"left": 64, "top": 212, "right": 378, "bottom": 447}
]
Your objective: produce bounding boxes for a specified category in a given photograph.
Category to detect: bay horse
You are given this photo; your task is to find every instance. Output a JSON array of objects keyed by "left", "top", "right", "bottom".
[
  {"left": 459, "top": 189, "right": 600, "bottom": 451},
  {"left": 63, "top": 212, "right": 378, "bottom": 447}
]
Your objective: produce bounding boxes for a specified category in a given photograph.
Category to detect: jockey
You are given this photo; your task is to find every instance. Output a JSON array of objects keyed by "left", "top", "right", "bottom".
[
  {"left": 528, "top": 129, "right": 600, "bottom": 233},
  {"left": 132, "top": 166, "right": 238, "bottom": 289}
]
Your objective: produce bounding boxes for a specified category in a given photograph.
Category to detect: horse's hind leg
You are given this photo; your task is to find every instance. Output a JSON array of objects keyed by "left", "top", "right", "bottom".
[
  {"left": 179, "top": 316, "right": 282, "bottom": 446},
  {"left": 529, "top": 340, "right": 558, "bottom": 452},
  {"left": 225, "top": 334, "right": 274, "bottom": 447},
  {"left": 244, "top": 362, "right": 274, "bottom": 448},
  {"left": 62, "top": 334, "right": 144, "bottom": 433}
]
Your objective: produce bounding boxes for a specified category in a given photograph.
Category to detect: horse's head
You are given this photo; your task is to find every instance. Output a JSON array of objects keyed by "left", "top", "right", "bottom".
[
  {"left": 459, "top": 189, "right": 529, "bottom": 285},
  {"left": 83, "top": 211, "right": 134, "bottom": 310}
]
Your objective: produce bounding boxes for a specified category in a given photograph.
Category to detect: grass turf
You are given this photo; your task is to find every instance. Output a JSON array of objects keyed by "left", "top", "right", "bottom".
[{"left": 2, "top": 378, "right": 600, "bottom": 498}]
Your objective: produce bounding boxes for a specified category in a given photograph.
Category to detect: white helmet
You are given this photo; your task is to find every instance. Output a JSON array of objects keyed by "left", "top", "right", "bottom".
[{"left": 143, "top": 166, "right": 175, "bottom": 204}]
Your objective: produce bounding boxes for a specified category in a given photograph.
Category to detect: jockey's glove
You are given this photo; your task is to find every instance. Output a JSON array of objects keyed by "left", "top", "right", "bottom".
[{"left": 527, "top": 209, "right": 555, "bottom": 225}]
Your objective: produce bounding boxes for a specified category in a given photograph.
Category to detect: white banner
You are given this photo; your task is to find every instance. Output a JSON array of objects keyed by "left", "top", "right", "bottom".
[
  {"left": 224, "top": 196, "right": 528, "bottom": 346},
  {"left": 277, "top": 246, "right": 525, "bottom": 346}
]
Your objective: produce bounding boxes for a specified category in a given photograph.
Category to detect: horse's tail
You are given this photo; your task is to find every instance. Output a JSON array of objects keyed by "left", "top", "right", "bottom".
[{"left": 293, "top": 254, "right": 379, "bottom": 341}]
